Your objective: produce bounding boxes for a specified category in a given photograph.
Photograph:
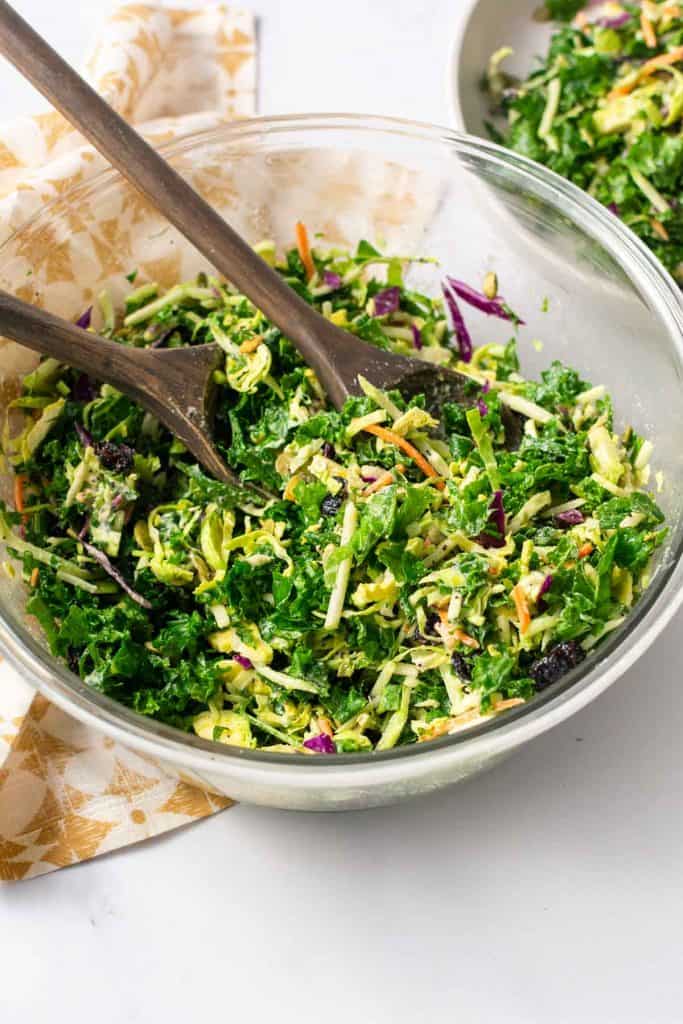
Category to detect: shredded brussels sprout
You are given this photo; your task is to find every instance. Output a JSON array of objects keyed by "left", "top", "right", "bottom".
[
  {"left": 488, "top": 1, "right": 683, "bottom": 283},
  {"left": 0, "top": 233, "right": 666, "bottom": 754}
]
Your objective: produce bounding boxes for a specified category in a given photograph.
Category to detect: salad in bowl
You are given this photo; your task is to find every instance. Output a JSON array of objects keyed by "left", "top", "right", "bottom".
[{"left": 0, "top": 227, "right": 666, "bottom": 755}]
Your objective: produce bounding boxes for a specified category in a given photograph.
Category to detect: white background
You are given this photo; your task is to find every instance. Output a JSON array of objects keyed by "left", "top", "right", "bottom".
[{"left": 2, "top": 2, "right": 683, "bottom": 1022}]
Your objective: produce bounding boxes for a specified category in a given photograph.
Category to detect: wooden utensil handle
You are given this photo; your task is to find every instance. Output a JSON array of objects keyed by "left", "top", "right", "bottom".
[
  {"left": 0, "top": 288, "right": 156, "bottom": 401},
  {"left": 0, "top": 287, "right": 258, "bottom": 489},
  {"left": 0, "top": 0, "right": 340, "bottom": 390}
]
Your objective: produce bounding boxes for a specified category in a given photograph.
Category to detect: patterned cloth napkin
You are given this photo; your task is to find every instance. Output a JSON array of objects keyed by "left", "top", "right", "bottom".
[{"left": 0, "top": 2, "right": 256, "bottom": 882}]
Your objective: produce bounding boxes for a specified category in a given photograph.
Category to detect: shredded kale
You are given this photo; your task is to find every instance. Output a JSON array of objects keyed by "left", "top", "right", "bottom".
[
  {"left": 0, "top": 234, "right": 665, "bottom": 753},
  {"left": 489, "top": 3, "right": 683, "bottom": 282}
]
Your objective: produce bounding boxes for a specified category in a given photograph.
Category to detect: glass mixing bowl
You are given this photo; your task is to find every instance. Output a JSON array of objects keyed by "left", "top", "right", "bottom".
[{"left": 1, "top": 114, "right": 682, "bottom": 811}]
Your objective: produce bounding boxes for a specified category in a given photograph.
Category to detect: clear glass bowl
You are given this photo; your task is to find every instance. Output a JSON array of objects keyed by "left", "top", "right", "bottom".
[{"left": 1, "top": 114, "right": 683, "bottom": 810}]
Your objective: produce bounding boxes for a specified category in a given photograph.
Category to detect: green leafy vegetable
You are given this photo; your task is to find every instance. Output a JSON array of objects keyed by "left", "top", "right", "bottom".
[
  {"left": 0, "top": 237, "right": 665, "bottom": 753},
  {"left": 490, "top": 4, "right": 683, "bottom": 282}
]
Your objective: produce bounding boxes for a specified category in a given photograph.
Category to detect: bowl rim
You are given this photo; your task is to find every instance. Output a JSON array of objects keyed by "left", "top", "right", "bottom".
[{"left": 2, "top": 111, "right": 683, "bottom": 782}]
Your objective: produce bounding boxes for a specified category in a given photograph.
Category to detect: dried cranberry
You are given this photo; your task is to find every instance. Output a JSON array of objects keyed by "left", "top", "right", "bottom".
[
  {"left": 555, "top": 509, "right": 585, "bottom": 528},
  {"left": 476, "top": 531, "right": 506, "bottom": 550},
  {"left": 530, "top": 640, "right": 585, "bottom": 691},
  {"left": 424, "top": 612, "right": 440, "bottom": 636},
  {"left": 451, "top": 652, "right": 472, "bottom": 681},
  {"left": 73, "top": 374, "right": 97, "bottom": 402},
  {"left": 321, "top": 493, "right": 343, "bottom": 516},
  {"left": 93, "top": 440, "right": 135, "bottom": 474}
]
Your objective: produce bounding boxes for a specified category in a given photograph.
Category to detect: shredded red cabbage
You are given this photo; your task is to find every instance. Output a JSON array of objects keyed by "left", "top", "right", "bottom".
[
  {"left": 443, "top": 276, "right": 525, "bottom": 326},
  {"left": 75, "top": 422, "right": 93, "bottom": 448},
  {"left": 411, "top": 324, "right": 423, "bottom": 350},
  {"left": 583, "top": 2, "right": 631, "bottom": 28},
  {"left": 81, "top": 540, "right": 152, "bottom": 609},
  {"left": 476, "top": 398, "right": 489, "bottom": 417},
  {"left": 607, "top": 202, "right": 620, "bottom": 216},
  {"left": 323, "top": 270, "right": 343, "bottom": 290},
  {"left": 478, "top": 490, "right": 506, "bottom": 548},
  {"left": 537, "top": 573, "right": 553, "bottom": 612},
  {"left": 372, "top": 287, "right": 400, "bottom": 317},
  {"left": 482, "top": 379, "right": 491, "bottom": 394},
  {"left": 441, "top": 279, "right": 473, "bottom": 362},
  {"left": 75, "top": 306, "right": 92, "bottom": 330},
  {"left": 597, "top": 11, "right": 630, "bottom": 27},
  {"left": 233, "top": 653, "right": 254, "bottom": 670},
  {"left": 149, "top": 325, "right": 178, "bottom": 350},
  {"left": 490, "top": 489, "right": 506, "bottom": 537},
  {"left": 581, "top": 0, "right": 634, "bottom": 28},
  {"left": 555, "top": 509, "right": 585, "bottom": 527},
  {"left": 322, "top": 442, "right": 336, "bottom": 460},
  {"left": 539, "top": 574, "right": 554, "bottom": 597},
  {"left": 303, "top": 733, "right": 336, "bottom": 754}
]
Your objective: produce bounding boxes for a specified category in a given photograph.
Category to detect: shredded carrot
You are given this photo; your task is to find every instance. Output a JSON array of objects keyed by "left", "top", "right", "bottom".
[
  {"left": 436, "top": 608, "right": 480, "bottom": 648},
  {"left": 364, "top": 464, "right": 404, "bottom": 495},
  {"left": 453, "top": 627, "right": 480, "bottom": 650},
  {"left": 665, "top": 3, "right": 681, "bottom": 16},
  {"left": 641, "top": 46, "right": 683, "bottom": 76},
  {"left": 493, "top": 697, "right": 526, "bottom": 712},
  {"left": 13, "top": 474, "right": 26, "bottom": 515},
  {"left": 418, "top": 718, "right": 452, "bottom": 742},
  {"left": 651, "top": 218, "right": 670, "bottom": 241},
  {"left": 363, "top": 424, "right": 445, "bottom": 490},
  {"left": 609, "top": 45, "right": 683, "bottom": 98},
  {"left": 317, "top": 716, "right": 334, "bottom": 737},
  {"left": 578, "top": 542, "right": 594, "bottom": 559},
  {"left": 640, "top": 8, "right": 657, "bottom": 48},
  {"left": 295, "top": 221, "right": 315, "bottom": 282},
  {"left": 239, "top": 334, "right": 263, "bottom": 354},
  {"left": 448, "top": 708, "right": 485, "bottom": 730},
  {"left": 511, "top": 584, "right": 531, "bottom": 635},
  {"left": 30, "top": 567, "right": 40, "bottom": 588},
  {"left": 608, "top": 81, "right": 634, "bottom": 100}
]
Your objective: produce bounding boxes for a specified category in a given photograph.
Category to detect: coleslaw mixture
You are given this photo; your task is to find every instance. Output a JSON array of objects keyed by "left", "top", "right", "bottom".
[
  {"left": 0, "top": 229, "right": 666, "bottom": 753},
  {"left": 488, "top": 1, "right": 683, "bottom": 282}
]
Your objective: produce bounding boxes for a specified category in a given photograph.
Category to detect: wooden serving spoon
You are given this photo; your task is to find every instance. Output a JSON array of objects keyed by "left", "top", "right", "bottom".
[
  {"left": 0, "top": 1, "right": 496, "bottom": 488},
  {"left": 0, "top": 291, "right": 237, "bottom": 487}
]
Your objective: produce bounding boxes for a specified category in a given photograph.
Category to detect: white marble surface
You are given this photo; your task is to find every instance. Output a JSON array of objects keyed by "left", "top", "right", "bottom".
[{"left": 2, "top": 1, "right": 683, "bottom": 1021}]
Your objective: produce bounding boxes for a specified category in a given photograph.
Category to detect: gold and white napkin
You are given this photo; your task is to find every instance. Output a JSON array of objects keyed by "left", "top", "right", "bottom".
[{"left": 0, "top": 2, "right": 256, "bottom": 882}]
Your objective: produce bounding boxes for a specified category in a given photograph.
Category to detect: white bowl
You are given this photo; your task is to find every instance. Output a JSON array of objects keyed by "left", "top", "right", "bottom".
[
  {"left": 446, "top": 1, "right": 634, "bottom": 294},
  {"left": 448, "top": 0, "right": 556, "bottom": 135}
]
